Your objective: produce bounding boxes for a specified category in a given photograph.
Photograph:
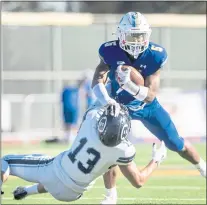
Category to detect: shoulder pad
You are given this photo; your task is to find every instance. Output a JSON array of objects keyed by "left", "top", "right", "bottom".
[
  {"left": 98, "top": 41, "right": 118, "bottom": 64},
  {"left": 149, "top": 42, "right": 168, "bottom": 68}
]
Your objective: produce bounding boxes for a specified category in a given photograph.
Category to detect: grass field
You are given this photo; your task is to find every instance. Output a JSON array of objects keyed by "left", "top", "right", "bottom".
[{"left": 1, "top": 142, "right": 206, "bottom": 204}]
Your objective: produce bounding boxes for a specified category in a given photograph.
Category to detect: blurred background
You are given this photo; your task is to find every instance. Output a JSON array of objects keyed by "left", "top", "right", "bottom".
[{"left": 1, "top": 1, "right": 206, "bottom": 144}]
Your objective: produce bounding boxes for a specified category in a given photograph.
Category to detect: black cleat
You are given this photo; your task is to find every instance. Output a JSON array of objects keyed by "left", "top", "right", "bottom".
[
  {"left": 1, "top": 191, "right": 4, "bottom": 195},
  {"left": 44, "top": 137, "right": 60, "bottom": 143},
  {"left": 13, "top": 186, "right": 28, "bottom": 200}
]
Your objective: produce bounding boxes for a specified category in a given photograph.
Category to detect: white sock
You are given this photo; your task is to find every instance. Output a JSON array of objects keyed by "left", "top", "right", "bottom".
[
  {"left": 64, "top": 131, "right": 74, "bottom": 142},
  {"left": 105, "top": 187, "right": 117, "bottom": 198},
  {"left": 24, "top": 184, "right": 39, "bottom": 195},
  {"left": 195, "top": 158, "right": 206, "bottom": 177}
]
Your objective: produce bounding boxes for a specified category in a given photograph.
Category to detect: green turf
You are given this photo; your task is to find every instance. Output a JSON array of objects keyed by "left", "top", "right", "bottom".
[{"left": 1, "top": 143, "right": 206, "bottom": 204}]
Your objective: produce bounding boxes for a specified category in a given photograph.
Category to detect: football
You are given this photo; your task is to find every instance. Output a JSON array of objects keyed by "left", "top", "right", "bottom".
[{"left": 120, "top": 65, "right": 144, "bottom": 86}]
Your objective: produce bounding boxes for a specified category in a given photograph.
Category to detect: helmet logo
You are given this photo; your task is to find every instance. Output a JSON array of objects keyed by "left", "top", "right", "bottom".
[
  {"left": 135, "top": 16, "right": 141, "bottom": 26},
  {"left": 98, "top": 116, "right": 107, "bottom": 133},
  {"left": 121, "top": 124, "right": 129, "bottom": 140},
  {"left": 131, "top": 12, "right": 141, "bottom": 27}
]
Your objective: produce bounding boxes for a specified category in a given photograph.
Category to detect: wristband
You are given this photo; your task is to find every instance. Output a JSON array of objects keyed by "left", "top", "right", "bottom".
[
  {"left": 122, "top": 82, "right": 149, "bottom": 101},
  {"left": 134, "top": 85, "right": 149, "bottom": 101},
  {"left": 122, "top": 81, "right": 140, "bottom": 96}
]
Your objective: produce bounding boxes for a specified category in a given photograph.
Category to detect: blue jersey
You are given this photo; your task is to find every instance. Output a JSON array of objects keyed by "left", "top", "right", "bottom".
[
  {"left": 62, "top": 86, "right": 79, "bottom": 111},
  {"left": 99, "top": 40, "right": 167, "bottom": 108},
  {"left": 98, "top": 40, "right": 185, "bottom": 153}
]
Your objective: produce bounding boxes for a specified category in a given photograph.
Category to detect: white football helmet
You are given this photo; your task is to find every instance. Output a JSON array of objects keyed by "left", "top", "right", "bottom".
[{"left": 116, "top": 12, "right": 152, "bottom": 59}]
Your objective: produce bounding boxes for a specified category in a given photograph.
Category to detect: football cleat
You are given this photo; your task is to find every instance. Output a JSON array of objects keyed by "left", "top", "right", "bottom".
[
  {"left": 100, "top": 195, "right": 117, "bottom": 204},
  {"left": 1, "top": 190, "right": 4, "bottom": 195},
  {"left": 198, "top": 167, "right": 206, "bottom": 178},
  {"left": 13, "top": 186, "right": 28, "bottom": 200}
]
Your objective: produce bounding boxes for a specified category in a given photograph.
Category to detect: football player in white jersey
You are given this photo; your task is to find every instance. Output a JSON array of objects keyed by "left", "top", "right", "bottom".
[{"left": 1, "top": 105, "right": 167, "bottom": 202}]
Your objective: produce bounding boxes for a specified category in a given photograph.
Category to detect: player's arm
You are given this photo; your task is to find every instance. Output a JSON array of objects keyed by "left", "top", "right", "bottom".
[
  {"left": 92, "top": 59, "right": 109, "bottom": 88},
  {"left": 116, "top": 66, "right": 161, "bottom": 103},
  {"left": 91, "top": 58, "right": 120, "bottom": 116},
  {"left": 119, "top": 160, "right": 157, "bottom": 188},
  {"left": 118, "top": 141, "right": 167, "bottom": 188},
  {"left": 143, "top": 69, "right": 161, "bottom": 103},
  {"left": 91, "top": 59, "right": 112, "bottom": 106}
]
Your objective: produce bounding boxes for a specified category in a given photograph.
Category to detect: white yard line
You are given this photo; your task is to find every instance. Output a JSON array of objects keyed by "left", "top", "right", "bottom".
[
  {"left": 2, "top": 197, "right": 206, "bottom": 201},
  {"left": 92, "top": 185, "right": 205, "bottom": 190},
  {"left": 3, "top": 185, "right": 205, "bottom": 190}
]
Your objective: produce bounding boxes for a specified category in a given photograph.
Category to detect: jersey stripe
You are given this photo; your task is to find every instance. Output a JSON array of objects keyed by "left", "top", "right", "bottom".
[
  {"left": 5, "top": 157, "right": 54, "bottom": 166},
  {"left": 116, "top": 153, "right": 136, "bottom": 164}
]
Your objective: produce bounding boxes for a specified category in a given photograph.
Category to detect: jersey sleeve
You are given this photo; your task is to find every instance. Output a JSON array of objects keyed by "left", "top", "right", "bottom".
[
  {"left": 116, "top": 141, "right": 136, "bottom": 165},
  {"left": 153, "top": 45, "right": 168, "bottom": 69},
  {"left": 159, "top": 48, "right": 168, "bottom": 68},
  {"left": 98, "top": 41, "right": 118, "bottom": 66},
  {"left": 98, "top": 43, "right": 107, "bottom": 64},
  {"left": 147, "top": 43, "right": 168, "bottom": 75}
]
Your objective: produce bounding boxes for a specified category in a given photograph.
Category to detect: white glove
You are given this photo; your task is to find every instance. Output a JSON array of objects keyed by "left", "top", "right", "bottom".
[
  {"left": 152, "top": 141, "right": 167, "bottom": 165},
  {"left": 115, "top": 65, "right": 131, "bottom": 87},
  {"left": 106, "top": 98, "right": 121, "bottom": 117}
]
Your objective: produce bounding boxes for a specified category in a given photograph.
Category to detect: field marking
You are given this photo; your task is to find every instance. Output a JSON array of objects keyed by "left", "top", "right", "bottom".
[
  {"left": 4, "top": 185, "right": 205, "bottom": 190},
  {"left": 92, "top": 185, "right": 205, "bottom": 190},
  {"left": 5, "top": 175, "right": 203, "bottom": 182},
  {"left": 2, "top": 197, "right": 206, "bottom": 201}
]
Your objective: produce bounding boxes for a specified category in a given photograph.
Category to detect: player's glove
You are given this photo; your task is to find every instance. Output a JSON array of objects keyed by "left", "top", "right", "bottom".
[
  {"left": 115, "top": 65, "right": 131, "bottom": 87},
  {"left": 152, "top": 141, "right": 167, "bottom": 165},
  {"left": 106, "top": 99, "right": 121, "bottom": 117}
]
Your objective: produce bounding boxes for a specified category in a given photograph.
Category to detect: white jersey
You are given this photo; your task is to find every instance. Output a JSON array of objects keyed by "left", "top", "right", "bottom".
[{"left": 53, "top": 107, "right": 136, "bottom": 194}]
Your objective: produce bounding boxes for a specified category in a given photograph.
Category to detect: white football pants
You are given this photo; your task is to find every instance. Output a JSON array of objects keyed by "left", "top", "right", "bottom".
[{"left": 1, "top": 154, "right": 82, "bottom": 202}]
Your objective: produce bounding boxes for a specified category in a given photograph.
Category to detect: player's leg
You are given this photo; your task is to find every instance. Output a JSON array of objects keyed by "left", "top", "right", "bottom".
[
  {"left": 1, "top": 154, "right": 53, "bottom": 199},
  {"left": 101, "top": 166, "right": 119, "bottom": 204},
  {"left": 21, "top": 168, "right": 83, "bottom": 202},
  {"left": 13, "top": 183, "right": 47, "bottom": 200},
  {"left": 2, "top": 154, "right": 82, "bottom": 202},
  {"left": 62, "top": 109, "right": 78, "bottom": 143},
  {"left": 45, "top": 108, "right": 72, "bottom": 144},
  {"left": 141, "top": 104, "right": 206, "bottom": 177},
  {"left": 45, "top": 108, "right": 78, "bottom": 144}
]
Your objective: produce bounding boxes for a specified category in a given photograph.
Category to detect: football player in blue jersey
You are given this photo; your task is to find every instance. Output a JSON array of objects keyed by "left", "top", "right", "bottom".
[{"left": 91, "top": 12, "right": 206, "bottom": 204}]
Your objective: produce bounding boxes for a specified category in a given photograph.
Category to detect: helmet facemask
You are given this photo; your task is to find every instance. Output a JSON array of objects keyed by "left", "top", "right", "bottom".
[
  {"left": 117, "top": 27, "right": 151, "bottom": 59},
  {"left": 116, "top": 12, "right": 152, "bottom": 59}
]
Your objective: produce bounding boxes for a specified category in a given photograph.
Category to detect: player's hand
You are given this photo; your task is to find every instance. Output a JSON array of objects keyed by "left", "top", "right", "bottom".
[
  {"left": 115, "top": 65, "right": 131, "bottom": 87},
  {"left": 106, "top": 99, "right": 121, "bottom": 117},
  {"left": 152, "top": 141, "right": 167, "bottom": 165}
]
